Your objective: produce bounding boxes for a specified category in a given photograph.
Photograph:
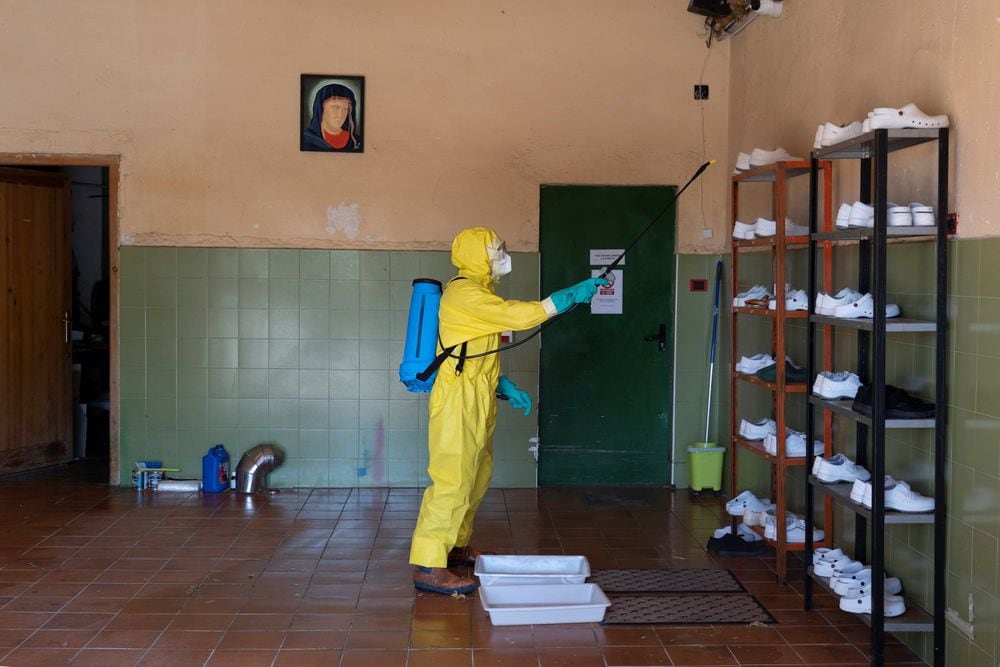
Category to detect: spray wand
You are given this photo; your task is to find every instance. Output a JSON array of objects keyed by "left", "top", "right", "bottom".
[{"left": 598, "top": 159, "right": 716, "bottom": 283}]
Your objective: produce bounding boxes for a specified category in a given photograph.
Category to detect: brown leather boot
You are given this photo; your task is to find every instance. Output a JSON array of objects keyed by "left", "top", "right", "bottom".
[
  {"left": 413, "top": 566, "right": 477, "bottom": 595},
  {"left": 447, "top": 545, "right": 494, "bottom": 567}
]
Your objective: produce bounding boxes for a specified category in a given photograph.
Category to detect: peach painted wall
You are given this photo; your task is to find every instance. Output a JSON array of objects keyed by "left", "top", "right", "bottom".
[
  {"left": 728, "top": 0, "right": 1000, "bottom": 238},
  {"left": 0, "top": 1, "right": 730, "bottom": 253}
]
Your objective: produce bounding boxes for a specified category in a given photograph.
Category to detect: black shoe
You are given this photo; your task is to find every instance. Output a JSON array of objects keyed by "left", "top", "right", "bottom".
[
  {"left": 853, "top": 384, "right": 935, "bottom": 419},
  {"left": 756, "top": 358, "right": 807, "bottom": 382}
]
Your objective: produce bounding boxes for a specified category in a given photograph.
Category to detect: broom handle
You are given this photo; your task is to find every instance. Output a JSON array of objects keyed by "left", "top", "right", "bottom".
[{"left": 704, "top": 260, "right": 723, "bottom": 442}]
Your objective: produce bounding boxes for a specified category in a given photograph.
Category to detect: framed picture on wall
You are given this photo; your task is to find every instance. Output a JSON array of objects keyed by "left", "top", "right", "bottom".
[{"left": 300, "top": 74, "right": 365, "bottom": 153}]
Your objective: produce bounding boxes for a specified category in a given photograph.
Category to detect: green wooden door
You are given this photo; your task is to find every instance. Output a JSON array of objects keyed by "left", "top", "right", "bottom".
[{"left": 539, "top": 185, "right": 676, "bottom": 486}]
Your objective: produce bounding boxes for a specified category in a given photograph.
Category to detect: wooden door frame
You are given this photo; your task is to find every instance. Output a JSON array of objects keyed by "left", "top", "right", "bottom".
[{"left": 0, "top": 154, "right": 121, "bottom": 485}]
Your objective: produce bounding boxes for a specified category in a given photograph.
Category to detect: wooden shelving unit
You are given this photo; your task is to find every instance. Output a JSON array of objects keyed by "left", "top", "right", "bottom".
[{"left": 729, "top": 160, "right": 834, "bottom": 584}]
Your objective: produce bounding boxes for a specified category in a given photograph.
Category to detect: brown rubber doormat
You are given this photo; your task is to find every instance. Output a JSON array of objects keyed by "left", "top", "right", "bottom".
[
  {"left": 589, "top": 568, "right": 745, "bottom": 593},
  {"left": 602, "top": 594, "right": 776, "bottom": 625}
]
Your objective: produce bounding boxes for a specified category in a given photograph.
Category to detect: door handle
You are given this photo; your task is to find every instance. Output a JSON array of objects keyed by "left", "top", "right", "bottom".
[
  {"left": 63, "top": 311, "right": 71, "bottom": 344},
  {"left": 643, "top": 323, "right": 667, "bottom": 352}
]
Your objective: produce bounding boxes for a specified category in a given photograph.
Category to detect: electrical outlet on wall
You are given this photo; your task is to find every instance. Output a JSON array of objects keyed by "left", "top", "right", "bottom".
[{"left": 694, "top": 84, "right": 709, "bottom": 100}]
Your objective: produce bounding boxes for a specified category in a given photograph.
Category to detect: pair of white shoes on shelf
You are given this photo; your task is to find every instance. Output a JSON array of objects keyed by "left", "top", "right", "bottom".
[
  {"left": 733, "top": 217, "right": 808, "bottom": 239},
  {"left": 815, "top": 288, "right": 862, "bottom": 315},
  {"left": 833, "top": 293, "right": 901, "bottom": 319},
  {"left": 739, "top": 417, "right": 777, "bottom": 441},
  {"left": 768, "top": 288, "right": 809, "bottom": 311},
  {"left": 812, "top": 453, "right": 871, "bottom": 484},
  {"left": 732, "top": 284, "right": 772, "bottom": 307},
  {"left": 764, "top": 513, "right": 823, "bottom": 542},
  {"left": 756, "top": 217, "right": 809, "bottom": 237},
  {"left": 812, "top": 371, "right": 862, "bottom": 400},
  {"left": 836, "top": 201, "right": 936, "bottom": 228},
  {"left": 813, "top": 550, "right": 906, "bottom": 616},
  {"left": 835, "top": 201, "right": 879, "bottom": 229},
  {"left": 850, "top": 476, "right": 935, "bottom": 512},
  {"left": 813, "top": 121, "right": 865, "bottom": 149},
  {"left": 815, "top": 289, "right": 900, "bottom": 319},
  {"left": 735, "top": 147, "right": 803, "bottom": 171},
  {"left": 735, "top": 353, "right": 774, "bottom": 374},
  {"left": 742, "top": 497, "right": 777, "bottom": 527},
  {"left": 763, "top": 429, "right": 823, "bottom": 458},
  {"left": 887, "top": 203, "right": 936, "bottom": 227}
]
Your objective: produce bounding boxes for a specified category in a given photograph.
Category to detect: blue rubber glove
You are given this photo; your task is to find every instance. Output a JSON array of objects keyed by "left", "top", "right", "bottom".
[
  {"left": 548, "top": 277, "right": 610, "bottom": 314},
  {"left": 497, "top": 375, "right": 532, "bottom": 416}
]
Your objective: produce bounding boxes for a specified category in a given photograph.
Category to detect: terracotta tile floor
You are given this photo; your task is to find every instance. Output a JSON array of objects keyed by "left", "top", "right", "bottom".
[{"left": 0, "top": 466, "right": 927, "bottom": 666}]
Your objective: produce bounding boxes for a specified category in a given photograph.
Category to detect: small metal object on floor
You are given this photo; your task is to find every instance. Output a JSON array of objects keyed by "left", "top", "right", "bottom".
[
  {"left": 589, "top": 568, "right": 744, "bottom": 593},
  {"left": 602, "top": 593, "right": 776, "bottom": 625}
]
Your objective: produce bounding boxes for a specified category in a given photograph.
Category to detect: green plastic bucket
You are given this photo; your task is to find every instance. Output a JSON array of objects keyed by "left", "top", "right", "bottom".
[{"left": 687, "top": 444, "right": 725, "bottom": 492}]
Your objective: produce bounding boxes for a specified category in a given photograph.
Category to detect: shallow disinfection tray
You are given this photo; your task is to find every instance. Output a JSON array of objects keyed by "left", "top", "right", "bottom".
[
  {"left": 479, "top": 583, "right": 610, "bottom": 625},
  {"left": 474, "top": 555, "right": 590, "bottom": 585}
]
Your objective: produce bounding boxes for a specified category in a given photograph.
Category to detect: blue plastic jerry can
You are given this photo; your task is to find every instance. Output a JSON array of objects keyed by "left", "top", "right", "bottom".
[{"left": 202, "top": 444, "right": 230, "bottom": 493}]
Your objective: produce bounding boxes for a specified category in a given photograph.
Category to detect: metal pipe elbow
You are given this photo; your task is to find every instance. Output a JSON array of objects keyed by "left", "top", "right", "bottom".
[{"left": 235, "top": 444, "right": 283, "bottom": 493}]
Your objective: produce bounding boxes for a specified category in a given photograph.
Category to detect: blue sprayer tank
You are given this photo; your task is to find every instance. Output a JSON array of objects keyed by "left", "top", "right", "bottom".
[
  {"left": 202, "top": 444, "right": 230, "bottom": 493},
  {"left": 399, "top": 279, "right": 443, "bottom": 392}
]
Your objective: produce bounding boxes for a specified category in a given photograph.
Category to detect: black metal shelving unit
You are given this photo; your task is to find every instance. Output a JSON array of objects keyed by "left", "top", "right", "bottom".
[{"left": 803, "top": 128, "right": 949, "bottom": 667}]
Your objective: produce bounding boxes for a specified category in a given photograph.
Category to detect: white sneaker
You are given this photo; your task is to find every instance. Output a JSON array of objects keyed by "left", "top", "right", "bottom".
[
  {"left": 735, "top": 152, "right": 751, "bottom": 171},
  {"left": 820, "top": 121, "right": 864, "bottom": 147},
  {"left": 887, "top": 204, "right": 913, "bottom": 227},
  {"left": 733, "top": 220, "right": 757, "bottom": 240},
  {"left": 832, "top": 293, "right": 901, "bottom": 319},
  {"left": 763, "top": 429, "right": 823, "bottom": 458},
  {"left": 858, "top": 475, "right": 898, "bottom": 509},
  {"left": 835, "top": 203, "right": 852, "bottom": 229},
  {"left": 733, "top": 285, "right": 770, "bottom": 307},
  {"left": 813, "top": 454, "right": 872, "bottom": 483},
  {"left": 848, "top": 201, "right": 875, "bottom": 228},
  {"left": 725, "top": 490, "right": 758, "bottom": 516},
  {"left": 816, "top": 288, "right": 862, "bottom": 316},
  {"left": 839, "top": 591, "right": 906, "bottom": 617},
  {"left": 813, "top": 371, "right": 862, "bottom": 399},
  {"left": 813, "top": 124, "right": 825, "bottom": 150},
  {"left": 735, "top": 353, "right": 775, "bottom": 375},
  {"left": 910, "top": 203, "right": 935, "bottom": 226},
  {"left": 884, "top": 479, "right": 935, "bottom": 512},
  {"left": 768, "top": 289, "right": 809, "bottom": 311},
  {"left": 749, "top": 146, "right": 803, "bottom": 167},
  {"left": 785, "top": 517, "right": 823, "bottom": 543},
  {"left": 739, "top": 417, "right": 777, "bottom": 441}
]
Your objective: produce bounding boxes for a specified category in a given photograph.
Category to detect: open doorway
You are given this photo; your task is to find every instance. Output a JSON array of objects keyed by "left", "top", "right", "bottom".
[{"left": 0, "top": 155, "right": 120, "bottom": 484}]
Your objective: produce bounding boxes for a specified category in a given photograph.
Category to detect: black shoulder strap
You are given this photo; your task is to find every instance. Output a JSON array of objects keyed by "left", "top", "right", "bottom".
[{"left": 414, "top": 275, "right": 470, "bottom": 382}]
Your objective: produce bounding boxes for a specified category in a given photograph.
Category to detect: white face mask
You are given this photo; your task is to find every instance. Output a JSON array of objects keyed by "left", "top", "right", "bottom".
[{"left": 490, "top": 242, "right": 512, "bottom": 278}]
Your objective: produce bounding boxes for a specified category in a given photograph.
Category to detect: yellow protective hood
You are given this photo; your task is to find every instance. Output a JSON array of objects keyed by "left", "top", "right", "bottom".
[{"left": 451, "top": 227, "right": 498, "bottom": 285}]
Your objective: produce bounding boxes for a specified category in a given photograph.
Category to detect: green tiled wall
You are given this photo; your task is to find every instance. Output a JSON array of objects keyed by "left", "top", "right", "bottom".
[{"left": 119, "top": 247, "right": 542, "bottom": 489}]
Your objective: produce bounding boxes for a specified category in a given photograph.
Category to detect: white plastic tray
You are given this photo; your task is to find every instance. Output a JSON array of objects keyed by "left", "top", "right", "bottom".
[
  {"left": 479, "top": 583, "right": 610, "bottom": 625},
  {"left": 474, "top": 555, "right": 590, "bottom": 585}
]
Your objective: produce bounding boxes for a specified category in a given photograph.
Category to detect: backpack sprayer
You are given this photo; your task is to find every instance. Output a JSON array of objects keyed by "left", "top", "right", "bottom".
[{"left": 398, "top": 159, "right": 716, "bottom": 393}]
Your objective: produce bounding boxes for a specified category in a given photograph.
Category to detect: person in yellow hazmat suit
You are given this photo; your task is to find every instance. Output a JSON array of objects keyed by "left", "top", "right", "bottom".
[{"left": 410, "top": 227, "right": 608, "bottom": 595}]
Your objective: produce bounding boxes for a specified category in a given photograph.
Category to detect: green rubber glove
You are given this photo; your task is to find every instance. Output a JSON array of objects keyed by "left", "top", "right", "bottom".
[
  {"left": 548, "top": 277, "right": 610, "bottom": 314},
  {"left": 497, "top": 375, "right": 532, "bottom": 416}
]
